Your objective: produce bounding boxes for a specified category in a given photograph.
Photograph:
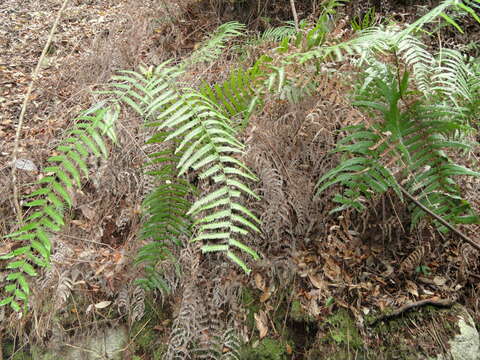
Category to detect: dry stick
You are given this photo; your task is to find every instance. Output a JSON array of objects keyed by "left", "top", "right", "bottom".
[
  {"left": 11, "top": 0, "right": 70, "bottom": 223},
  {"left": 290, "top": 0, "right": 300, "bottom": 31},
  {"left": 0, "top": 328, "right": 3, "bottom": 360},
  {"left": 370, "top": 297, "right": 456, "bottom": 326},
  {"left": 399, "top": 185, "right": 480, "bottom": 252}
]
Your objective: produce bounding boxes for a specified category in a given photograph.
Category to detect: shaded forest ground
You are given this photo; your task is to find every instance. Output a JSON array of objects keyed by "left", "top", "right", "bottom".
[{"left": 1, "top": 0, "right": 480, "bottom": 359}]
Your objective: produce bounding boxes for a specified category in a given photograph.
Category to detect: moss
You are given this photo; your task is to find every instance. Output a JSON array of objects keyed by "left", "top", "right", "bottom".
[
  {"left": 3, "top": 342, "right": 33, "bottom": 360},
  {"left": 240, "top": 338, "right": 290, "bottom": 360},
  {"left": 304, "top": 309, "right": 366, "bottom": 359},
  {"left": 325, "top": 309, "right": 363, "bottom": 349},
  {"left": 289, "top": 299, "right": 317, "bottom": 323}
]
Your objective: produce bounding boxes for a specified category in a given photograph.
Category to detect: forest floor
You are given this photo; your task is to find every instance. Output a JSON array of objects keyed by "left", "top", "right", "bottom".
[{"left": 1, "top": 0, "right": 480, "bottom": 359}]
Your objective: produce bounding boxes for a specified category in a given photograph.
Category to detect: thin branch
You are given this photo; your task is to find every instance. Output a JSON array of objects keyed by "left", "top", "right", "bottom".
[
  {"left": 369, "top": 297, "right": 455, "bottom": 326},
  {"left": 290, "top": 0, "right": 300, "bottom": 31},
  {"left": 11, "top": 0, "right": 70, "bottom": 223},
  {"left": 399, "top": 185, "right": 480, "bottom": 252}
]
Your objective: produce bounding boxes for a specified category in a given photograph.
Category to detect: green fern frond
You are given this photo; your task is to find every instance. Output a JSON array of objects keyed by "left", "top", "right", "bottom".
[
  {"left": 260, "top": 24, "right": 297, "bottom": 43},
  {"left": 182, "top": 21, "right": 246, "bottom": 68},
  {"left": 397, "top": 35, "right": 434, "bottom": 94},
  {"left": 432, "top": 49, "right": 476, "bottom": 106},
  {"left": 135, "top": 132, "right": 194, "bottom": 293},
  {"left": 292, "top": 26, "right": 390, "bottom": 63},
  {"left": 1, "top": 107, "right": 118, "bottom": 312},
  {"left": 200, "top": 68, "right": 261, "bottom": 127},
  {"left": 317, "top": 69, "right": 480, "bottom": 232},
  {"left": 155, "top": 91, "right": 260, "bottom": 273}
]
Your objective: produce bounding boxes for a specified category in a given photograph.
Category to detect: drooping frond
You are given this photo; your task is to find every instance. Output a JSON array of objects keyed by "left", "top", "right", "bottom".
[
  {"left": 432, "top": 49, "right": 476, "bottom": 107},
  {"left": 317, "top": 69, "right": 480, "bottom": 232},
  {"left": 260, "top": 23, "right": 297, "bottom": 43},
  {"left": 104, "top": 61, "right": 183, "bottom": 117},
  {"left": 1, "top": 107, "right": 118, "bottom": 312},
  {"left": 200, "top": 68, "right": 260, "bottom": 128},
  {"left": 151, "top": 90, "right": 261, "bottom": 273},
  {"left": 134, "top": 132, "right": 194, "bottom": 295},
  {"left": 397, "top": 34, "right": 435, "bottom": 94},
  {"left": 182, "top": 21, "right": 246, "bottom": 68},
  {"left": 106, "top": 47, "right": 261, "bottom": 274}
]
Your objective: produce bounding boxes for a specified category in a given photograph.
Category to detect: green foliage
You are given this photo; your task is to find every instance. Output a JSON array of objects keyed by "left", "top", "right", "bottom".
[
  {"left": 156, "top": 90, "right": 261, "bottom": 272},
  {"left": 107, "top": 22, "right": 261, "bottom": 278},
  {"left": 317, "top": 67, "right": 480, "bottom": 231},
  {"left": 182, "top": 21, "right": 246, "bottom": 69},
  {"left": 199, "top": 67, "right": 261, "bottom": 128},
  {"left": 1, "top": 106, "right": 118, "bottom": 312},
  {"left": 134, "top": 133, "right": 193, "bottom": 294},
  {"left": 240, "top": 338, "right": 289, "bottom": 360},
  {"left": 351, "top": 7, "right": 377, "bottom": 31},
  {"left": 259, "top": 23, "right": 297, "bottom": 43}
]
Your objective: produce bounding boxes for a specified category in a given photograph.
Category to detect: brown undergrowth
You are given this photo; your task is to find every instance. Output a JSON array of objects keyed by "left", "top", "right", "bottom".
[{"left": 1, "top": 0, "right": 480, "bottom": 359}]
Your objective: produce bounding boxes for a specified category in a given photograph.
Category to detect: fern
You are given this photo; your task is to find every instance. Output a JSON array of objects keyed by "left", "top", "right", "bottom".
[
  {"left": 153, "top": 90, "right": 261, "bottom": 272},
  {"left": 351, "top": 7, "right": 377, "bottom": 31},
  {"left": 134, "top": 132, "right": 193, "bottom": 294},
  {"left": 317, "top": 68, "right": 480, "bottom": 232},
  {"left": 199, "top": 67, "right": 261, "bottom": 128},
  {"left": 432, "top": 49, "right": 477, "bottom": 107},
  {"left": 1, "top": 106, "right": 118, "bottom": 312},
  {"left": 182, "top": 21, "right": 246, "bottom": 69},
  {"left": 260, "top": 23, "right": 297, "bottom": 43},
  {"left": 103, "top": 22, "right": 261, "bottom": 276}
]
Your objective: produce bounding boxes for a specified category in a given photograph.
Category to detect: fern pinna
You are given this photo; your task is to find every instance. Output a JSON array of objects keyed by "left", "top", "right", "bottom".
[
  {"left": 317, "top": 68, "right": 480, "bottom": 232},
  {"left": 1, "top": 107, "right": 118, "bottom": 312}
]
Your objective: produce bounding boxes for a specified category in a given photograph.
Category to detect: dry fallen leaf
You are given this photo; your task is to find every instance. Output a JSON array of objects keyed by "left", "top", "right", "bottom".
[
  {"left": 79, "top": 205, "right": 96, "bottom": 220},
  {"left": 433, "top": 276, "right": 447, "bottom": 286},
  {"left": 260, "top": 287, "right": 273, "bottom": 303},
  {"left": 323, "top": 256, "right": 342, "bottom": 282},
  {"left": 94, "top": 300, "right": 112, "bottom": 309},
  {"left": 254, "top": 310, "right": 268, "bottom": 339},
  {"left": 254, "top": 273, "right": 266, "bottom": 291},
  {"left": 308, "top": 272, "right": 326, "bottom": 290},
  {"left": 307, "top": 298, "right": 321, "bottom": 317},
  {"left": 405, "top": 280, "right": 419, "bottom": 297}
]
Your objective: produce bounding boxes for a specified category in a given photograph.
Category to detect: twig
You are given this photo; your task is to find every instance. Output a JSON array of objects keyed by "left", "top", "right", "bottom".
[
  {"left": 11, "top": 0, "right": 70, "bottom": 223},
  {"left": 0, "top": 328, "right": 3, "bottom": 360},
  {"left": 290, "top": 0, "right": 300, "bottom": 31},
  {"left": 399, "top": 184, "right": 480, "bottom": 253},
  {"left": 370, "top": 297, "right": 456, "bottom": 326}
]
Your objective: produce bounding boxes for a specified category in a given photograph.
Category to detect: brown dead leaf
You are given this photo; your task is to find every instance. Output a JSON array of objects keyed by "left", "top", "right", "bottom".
[
  {"left": 260, "top": 286, "right": 274, "bottom": 303},
  {"left": 405, "top": 280, "right": 419, "bottom": 297},
  {"left": 254, "top": 310, "right": 268, "bottom": 339},
  {"left": 433, "top": 276, "right": 447, "bottom": 286},
  {"left": 79, "top": 205, "right": 96, "bottom": 220},
  {"left": 307, "top": 298, "right": 321, "bottom": 317},
  {"left": 323, "top": 256, "right": 342, "bottom": 282},
  {"left": 286, "top": 343, "right": 293, "bottom": 355},
  {"left": 308, "top": 272, "right": 326, "bottom": 290},
  {"left": 94, "top": 300, "right": 112, "bottom": 309},
  {"left": 254, "top": 273, "right": 266, "bottom": 291}
]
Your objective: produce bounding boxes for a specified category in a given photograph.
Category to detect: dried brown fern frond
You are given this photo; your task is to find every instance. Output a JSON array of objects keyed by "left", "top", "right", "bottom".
[
  {"left": 400, "top": 245, "right": 425, "bottom": 274},
  {"left": 253, "top": 156, "right": 291, "bottom": 241}
]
